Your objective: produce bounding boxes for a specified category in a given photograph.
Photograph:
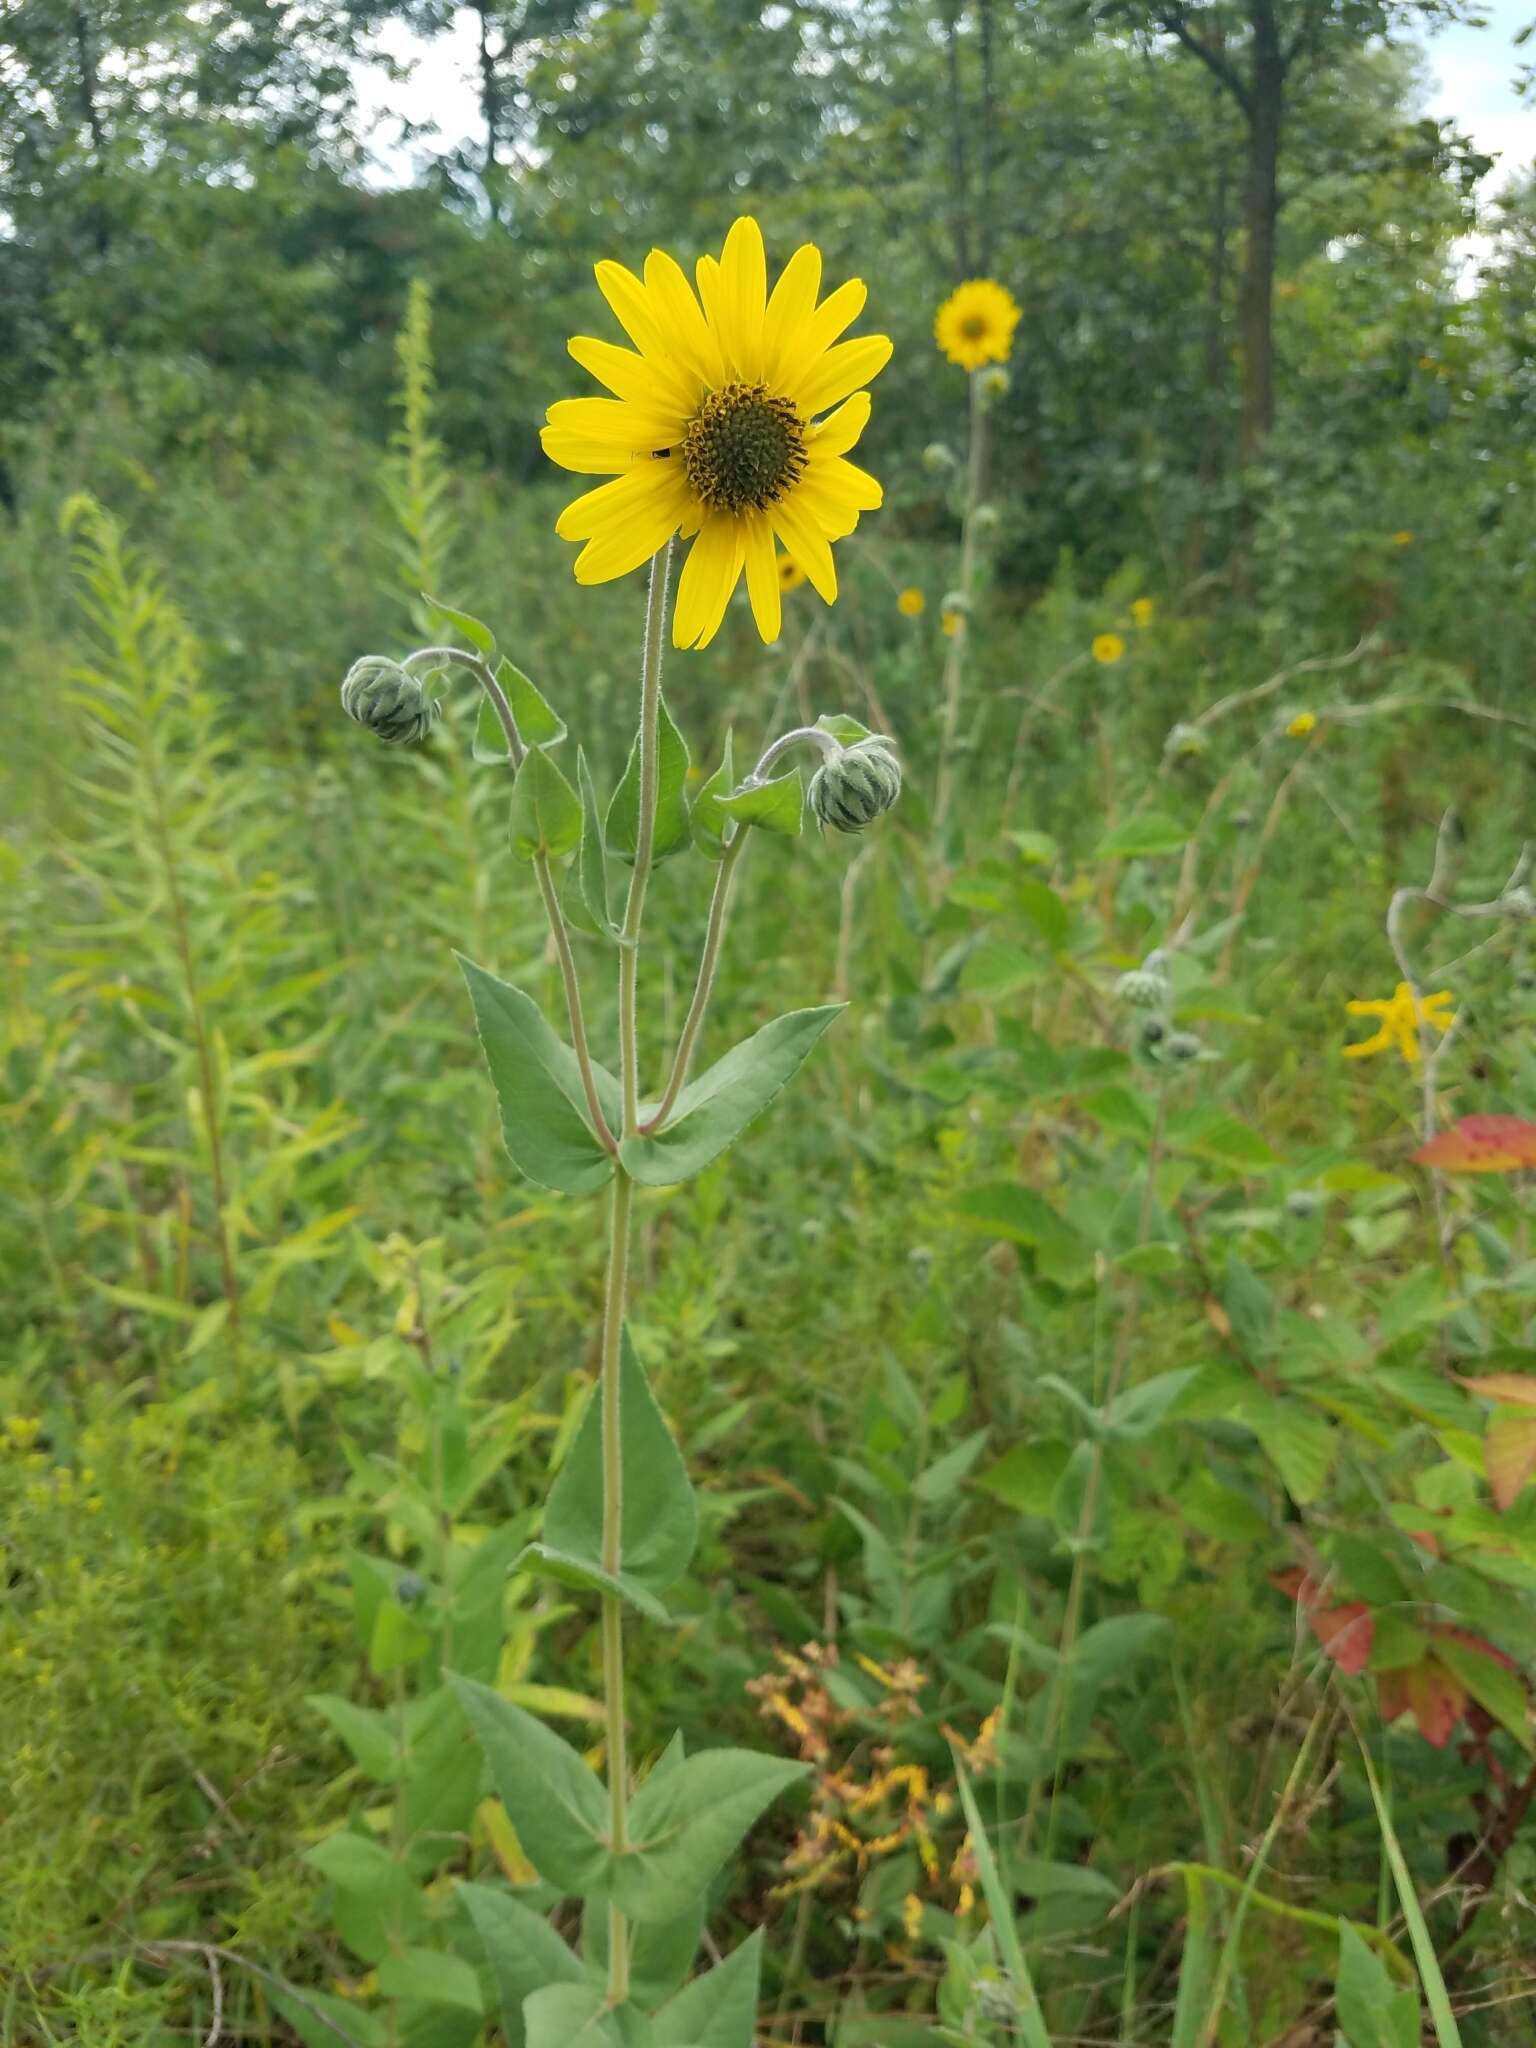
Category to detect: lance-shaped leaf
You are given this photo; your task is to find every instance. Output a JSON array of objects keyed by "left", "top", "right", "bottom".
[
  {"left": 519, "top": 1328, "right": 699, "bottom": 1621},
  {"left": 652, "top": 1930, "right": 763, "bottom": 2048},
  {"left": 622, "top": 1006, "right": 843, "bottom": 1187},
  {"left": 714, "top": 769, "right": 802, "bottom": 839},
  {"left": 458, "top": 957, "right": 619, "bottom": 1195},
  {"left": 691, "top": 733, "right": 736, "bottom": 861},
  {"left": 585, "top": 1736, "right": 701, "bottom": 2006},
  {"left": 425, "top": 595, "right": 496, "bottom": 655},
  {"left": 609, "top": 1750, "right": 808, "bottom": 1923},
  {"left": 573, "top": 748, "right": 627, "bottom": 941},
  {"left": 459, "top": 1884, "right": 585, "bottom": 2048},
  {"left": 816, "top": 711, "right": 871, "bottom": 744},
  {"left": 448, "top": 1677, "right": 610, "bottom": 1895},
  {"left": 499, "top": 657, "right": 566, "bottom": 746},
  {"left": 509, "top": 747, "right": 582, "bottom": 862},
  {"left": 523, "top": 1986, "right": 630, "bottom": 2048},
  {"left": 1484, "top": 1413, "right": 1536, "bottom": 1511},
  {"left": 608, "top": 693, "right": 691, "bottom": 864},
  {"left": 1414, "top": 1115, "right": 1536, "bottom": 1173}
]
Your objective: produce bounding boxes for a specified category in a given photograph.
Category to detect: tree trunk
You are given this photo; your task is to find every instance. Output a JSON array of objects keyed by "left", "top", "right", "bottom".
[
  {"left": 1238, "top": 8, "right": 1283, "bottom": 465},
  {"left": 476, "top": 3, "right": 502, "bottom": 179}
]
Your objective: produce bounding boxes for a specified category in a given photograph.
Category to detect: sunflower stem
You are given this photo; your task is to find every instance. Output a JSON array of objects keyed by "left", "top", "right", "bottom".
[
  {"left": 932, "top": 366, "right": 989, "bottom": 840},
  {"left": 601, "top": 539, "right": 672, "bottom": 2007},
  {"left": 643, "top": 827, "right": 749, "bottom": 1133}
]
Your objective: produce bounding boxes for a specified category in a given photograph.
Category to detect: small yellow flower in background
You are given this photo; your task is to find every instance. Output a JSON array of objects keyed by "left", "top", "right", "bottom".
[
  {"left": 777, "top": 554, "right": 808, "bottom": 594},
  {"left": 897, "top": 586, "right": 925, "bottom": 617},
  {"left": 902, "top": 1892, "right": 924, "bottom": 1941},
  {"left": 543, "top": 215, "right": 893, "bottom": 650},
  {"left": 934, "top": 278, "right": 1021, "bottom": 370},
  {"left": 1131, "top": 597, "right": 1155, "bottom": 628},
  {"left": 941, "top": 609, "right": 964, "bottom": 638},
  {"left": 1344, "top": 982, "right": 1455, "bottom": 1064},
  {"left": 1287, "top": 710, "right": 1317, "bottom": 738},
  {"left": 1092, "top": 632, "right": 1126, "bottom": 665},
  {"left": 4, "top": 1416, "right": 41, "bottom": 1451},
  {"left": 1392, "top": 530, "right": 1415, "bottom": 546}
]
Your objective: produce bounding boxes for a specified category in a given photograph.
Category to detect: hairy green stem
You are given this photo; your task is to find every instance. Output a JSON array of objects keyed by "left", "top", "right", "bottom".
[
  {"left": 620, "top": 542, "right": 674, "bottom": 1134},
  {"left": 642, "top": 828, "right": 748, "bottom": 1133},
  {"left": 932, "top": 367, "right": 989, "bottom": 838}
]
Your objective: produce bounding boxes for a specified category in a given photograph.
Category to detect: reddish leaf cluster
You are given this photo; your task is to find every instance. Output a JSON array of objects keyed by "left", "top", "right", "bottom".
[{"left": 1413, "top": 1115, "right": 1536, "bottom": 1173}]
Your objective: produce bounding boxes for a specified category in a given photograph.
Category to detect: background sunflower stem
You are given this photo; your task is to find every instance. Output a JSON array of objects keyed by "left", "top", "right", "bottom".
[
  {"left": 644, "top": 826, "right": 749, "bottom": 1133},
  {"left": 932, "top": 365, "right": 989, "bottom": 840}
]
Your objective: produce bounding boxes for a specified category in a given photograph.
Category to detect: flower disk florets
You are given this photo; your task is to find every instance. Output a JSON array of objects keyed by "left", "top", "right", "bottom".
[
  {"left": 808, "top": 735, "right": 902, "bottom": 834},
  {"left": 682, "top": 381, "right": 808, "bottom": 514}
]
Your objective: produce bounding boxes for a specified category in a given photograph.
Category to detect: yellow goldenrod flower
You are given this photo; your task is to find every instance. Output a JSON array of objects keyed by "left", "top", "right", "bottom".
[
  {"left": 934, "top": 278, "right": 1021, "bottom": 370},
  {"left": 777, "top": 554, "right": 808, "bottom": 594},
  {"left": 1287, "top": 710, "right": 1317, "bottom": 738},
  {"left": 941, "top": 609, "right": 964, "bottom": 638},
  {"left": 1392, "top": 530, "right": 1415, "bottom": 546},
  {"left": 1132, "top": 597, "right": 1155, "bottom": 628},
  {"left": 1092, "top": 632, "right": 1126, "bottom": 665},
  {"left": 543, "top": 215, "right": 892, "bottom": 649},
  {"left": 902, "top": 1892, "right": 923, "bottom": 1941},
  {"left": 896, "top": 586, "right": 925, "bottom": 617},
  {"left": 1344, "top": 983, "right": 1455, "bottom": 1065}
]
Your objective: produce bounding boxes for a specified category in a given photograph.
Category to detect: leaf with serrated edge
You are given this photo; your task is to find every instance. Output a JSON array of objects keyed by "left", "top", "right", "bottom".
[
  {"left": 622, "top": 1006, "right": 842, "bottom": 1187},
  {"left": 448, "top": 1676, "right": 610, "bottom": 1895},
  {"left": 458, "top": 956, "right": 619, "bottom": 1195},
  {"left": 609, "top": 1751, "right": 808, "bottom": 1923}
]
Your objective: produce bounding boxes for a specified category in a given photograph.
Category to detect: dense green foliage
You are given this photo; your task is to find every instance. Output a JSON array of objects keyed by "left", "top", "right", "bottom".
[{"left": 5, "top": 2, "right": 1536, "bottom": 2043}]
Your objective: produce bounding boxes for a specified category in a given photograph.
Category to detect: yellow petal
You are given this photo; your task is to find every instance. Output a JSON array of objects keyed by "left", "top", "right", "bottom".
[
  {"left": 790, "top": 334, "right": 894, "bottom": 417},
  {"left": 574, "top": 481, "right": 688, "bottom": 584},
  {"left": 770, "top": 499, "right": 837, "bottom": 605},
  {"left": 555, "top": 459, "right": 684, "bottom": 541},
  {"left": 1342, "top": 1037, "right": 1386, "bottom": 1058},
  {"left": 807, "top": 391, "right": 871, "bottom": 459},
  {"left": 764, "top": 244, "right": 822, "bottom": 384},
  {"left": 742, "top": 513, "right": 782, "bottom": 644},
  {"left": 540, "top": 430, "right": 645, "bottom": 477},
  {"left": 594, "top": 259, "right": 669, "bottom": 360},
  {"left": 544, "top": 396, "right": 682, "bottom": 453},
  {"left": 781, "top": 278, "right": 868, "bottom": 379},
  {"left": 643, "top": 248, "right": 724, "bottom": 388},
  {"left": 673, "top": 514, "right": 744, "bottom": 649},
  {"left": 802, "top": 454, "right": 883, "bottom": 513},
  {"left": 718, "top": 216, "right": 767, "bottom": 382},
  {"left": 567, "top": 336, "right": 691, "bottom": 419}
]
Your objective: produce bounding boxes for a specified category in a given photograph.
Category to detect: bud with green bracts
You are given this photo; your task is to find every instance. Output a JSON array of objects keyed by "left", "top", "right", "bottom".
[
  {"left": 807, "top": 735, "right": 902, "bottom": 834},
  {"left": 340, "top": 656, "right": 441, "bottom": 745}
]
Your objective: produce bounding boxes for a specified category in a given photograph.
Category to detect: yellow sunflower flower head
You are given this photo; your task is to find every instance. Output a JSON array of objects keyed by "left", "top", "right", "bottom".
[
  {"left": 935, "top": 279, "right": 1020, "bottom": 371},
  {"left": 1092, "top": 632, "right": 1126, "bottom": 666},
  {"left": 1131, "top": 597, "right": 1155, "bottom": 628},
  {"left": 778, "top": 554, "right": 808, "bottom": 594},
  {"left": 897, "top": 586, "right": 925, "bottom": 617},
  {"left": 542, "top": 216, "right": 892, "bottom": 650},
  {"left": 1287, "top": 710, "right": 1317, "bottom": 738}
]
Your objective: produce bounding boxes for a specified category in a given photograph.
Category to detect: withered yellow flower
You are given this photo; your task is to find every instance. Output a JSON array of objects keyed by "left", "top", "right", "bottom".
[
  {"left": 543, "top": 216, "right": 892, "bottom": 649},
  {"left": 1344, "top": 983, "right": 1454, "bottom": 1064}
]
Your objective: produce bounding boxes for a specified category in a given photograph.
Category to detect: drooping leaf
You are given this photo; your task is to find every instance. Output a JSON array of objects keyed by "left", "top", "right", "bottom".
[
  {"left": 714, "top": 769, "right": 803, "bottom": 838},
  {"left": 424, "top": 595, "right": 495, "bottom": 655},
  {"left": 575, "top": 748, "right": 626, "bottom": 940},
  {"left": 520, "top": 1327, "right": 699, "bottom": 1619},
  {"left": 1413, "top": 1115, "right": 1536, "bottom": 1173},
  {"left": 621, "top": 1007, "right": 843, "bottom": 1186},
  {"left": 652, "top": 1930, "right": 763, "bottom": 2048},
  {"left": 448, "top": 1676, "right": 610, "bottom": 1896},
  {"left": 816, "top": 712, "right": 871, "bottom": 744},
  {"left": 509, "top": 747, "right": 583, "bottom": 862},
  {"left": 691, "top": 733, "right": 736, "bottom": 860},
  {"left": 459, "top": 1883, "right": 585, "bottom": 2048},
  {"left": 458, "top": 957, "right": 619, "bottom": 1195},
  {"left": 609, "top": 1750, "right": 809, "bottom": 1923},
  {"left": 608, "top": 693, "right": 691, "bottom": 864}
]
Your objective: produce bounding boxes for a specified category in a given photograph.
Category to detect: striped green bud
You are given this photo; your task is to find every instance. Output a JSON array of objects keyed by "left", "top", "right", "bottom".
[
  {"left": 807, "top": 735, "right": 902, "bottom": 834},
  {"left": 340, "top": 656, "right": 441, "bottom": 745}
]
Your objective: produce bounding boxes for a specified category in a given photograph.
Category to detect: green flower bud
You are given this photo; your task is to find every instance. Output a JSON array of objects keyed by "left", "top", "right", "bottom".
[
  {"left": 975, "top": 1978, "right": 1018, "bottom": 2024},
  {"left": 979, "top": 367, "right": 1011, "bottom": 401},
  {"left": 1164, "top": 720, "right": 1208, "bottom": 761},
  {"left": 1165, "top": 1030, "right": 1204, "bottom": 1063},
  {"left": 1116, "top": 966, "right": 1169, "bottom": 1009},
  {"left": 808, "top": 735, "right": 902, "bottom": 834},
  {"left": 972, "top": 503, "right": 1000, "bottom": 532},
  {"left": 923, "top": 441, "right": 958, "bottom": 473},
  {"left": 340, "top": 656, "right": 441, "bottom": 746},
  {"left": 940, "top": 588, "right": 971, "bottom": 616},
  {"left": 1285, "top": 1190, "right": 1321, "bottom": 1219}
]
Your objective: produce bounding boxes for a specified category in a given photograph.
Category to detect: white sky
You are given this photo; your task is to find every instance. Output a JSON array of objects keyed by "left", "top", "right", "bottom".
[{"left": 357, "top": 7, "right": 1536, "bottom": 195}]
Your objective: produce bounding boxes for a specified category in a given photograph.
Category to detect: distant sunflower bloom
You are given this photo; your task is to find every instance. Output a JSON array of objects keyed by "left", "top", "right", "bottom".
[
  {"left": 897, "top": 587, "right": 925, "bottom": 617},
  {"left": 1344, "top": 983, "right": 1454, "bottom": 1064},
  {"left": 941, "top": 609, "right": 964, "bottom": 638},
  {"left": 778, "top": 554, "right": 808, "bottom": 594},
  {"left": 1131, "top": 597, "right": 1155, "bottom": 628},
  {"left": 1287, "top": 710, "right": 1317, "bottom": 738},
  {"left": 934, "top": 279, "right": 1020, "bottom": 371},
  {"left": 1092, "top": 633, "right": 1126, "bottom": 666},
  {"left": 1392, "top": 530, "right": 1415, "bottom": 547},
  {"left": 543, "top": 216, "right": 892, "bottom": 650}
]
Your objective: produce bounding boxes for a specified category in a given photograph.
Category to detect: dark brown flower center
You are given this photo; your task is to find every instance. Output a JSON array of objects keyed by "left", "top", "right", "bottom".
[
  {"left": 682, "top": 381, "right": 806, "bottom": 513},
  {"left": 960, "top": 314, "right": 987, "bottom": 339}
]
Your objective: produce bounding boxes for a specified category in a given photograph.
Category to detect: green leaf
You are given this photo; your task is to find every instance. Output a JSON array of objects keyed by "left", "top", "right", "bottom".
[
  {"left": 1356, "top": 1740, "right": 1463, "bottom": 2048},
  {"left": 953, "top": 1764, "right": 1053, "bottom": 2048},
  {"left": 653, "top": 1930, "right": 762, "bottom": 2047},
  {"left": 576, "top": 748, "right": 626, "bottom": 940},
  {"left": 1246, "top": 1395, "right": 1335, "bottom": 1504},
  {"left": 691, "top": 733, "right": 736, "bottom": 860},
  {"left": 1094, "top": 813, "right": 1189, "bottom": 858},
  {"left": 1337, "top": 1921, "right": 1421, "bottom": 2048},
  {"left": 307, "top": 1693, "right": 402, "bottom": 1783},
  {"left": 1436, "top": 1637, "right": 1534, "bottom": 1754},
  {"left": 715, "top": 769, "right": 802, "bottom": 839},
  {"left": 610, "top": 1750, "right": 809, "bottom": 1924},
  {"left": 521, "top": 1328, "right": 699, "bottom": 1620},
  {"left": 509, "top": 747, "right": 582, "bottom": 862},
  {"left": 498, "top": 657, "right": 566, "bottom": 746},
  {"left": 951, "top": 1182, "right": 1093, "bottom": 1289},
  {"left": 458, "top": 957, "right": 619, "bottom": 1196},
  {"left": 473, "top": 695, "right": 515, "bottom": 765},
  {"left": 584, "top": 1739, "right": 702, "bottom": 2004},
  {"left": 816, "top": 712, "right": 871, "bottom": 744},
  {"left": 425, "top": 596, "right": 495, "bottom": 655},
  {"left": 621, "top": 1007, "right": 843, "bottom": 1187},
  {"left": 608, "top": 693, "right": 691, "bottom": 864},
  {"left": 1010, "top": 1857, "right": 1120, "bottom": 1907},
  {"left": 523, "top": 1986, "right": 624, "bottom": 2048},
  {"left": 265, "top": 1982, "right": 387, "bottom": 2048},
  {"left": 376, "top": 1950, "right": 483, "bottom": 2013},
  {"left": 1014, "top": 877, "right": 1069, "bottom": 949},
  {"left": 448, "top": 1676, "right": 610, "bottom": 1896},
  {"left": 458, "top": 1884, "right": 585, "bottom": 2048}
]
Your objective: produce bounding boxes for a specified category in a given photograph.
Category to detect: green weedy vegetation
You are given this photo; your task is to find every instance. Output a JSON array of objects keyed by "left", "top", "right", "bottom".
[{"left": 5, "top": 5, "right": 1536, "bottom": 2043}]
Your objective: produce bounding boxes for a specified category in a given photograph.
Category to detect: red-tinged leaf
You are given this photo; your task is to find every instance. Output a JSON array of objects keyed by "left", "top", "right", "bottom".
[
  {"left": 1482, "top": 1413, "right": 1536, "bottom": 1511},
  {"left": 1434, "top": 1626, "right": 1517, "bottom": 1673},
  {"left": 1405, "top": 1657, "right": 1466, "bottom": 1748},
  {"left": 1459, "top": 1372, "right": 1536, "bottom": 1411},
  {"left": 1414, "top": 1115, "right": 1536, "bottom": 1173},
  {"left": 1408, "top": 1528, "right": 1441, "bottom": 1558},
  {"left": 1377, "top": 1668, "right": 1411, "bottom": 1725},
  {"left": 1270, "top": 1566, "right": 1315, "bottom": 1605},
  {"left": 1312, "top": 1602, "right": 1374, "bottom": 1675}
]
